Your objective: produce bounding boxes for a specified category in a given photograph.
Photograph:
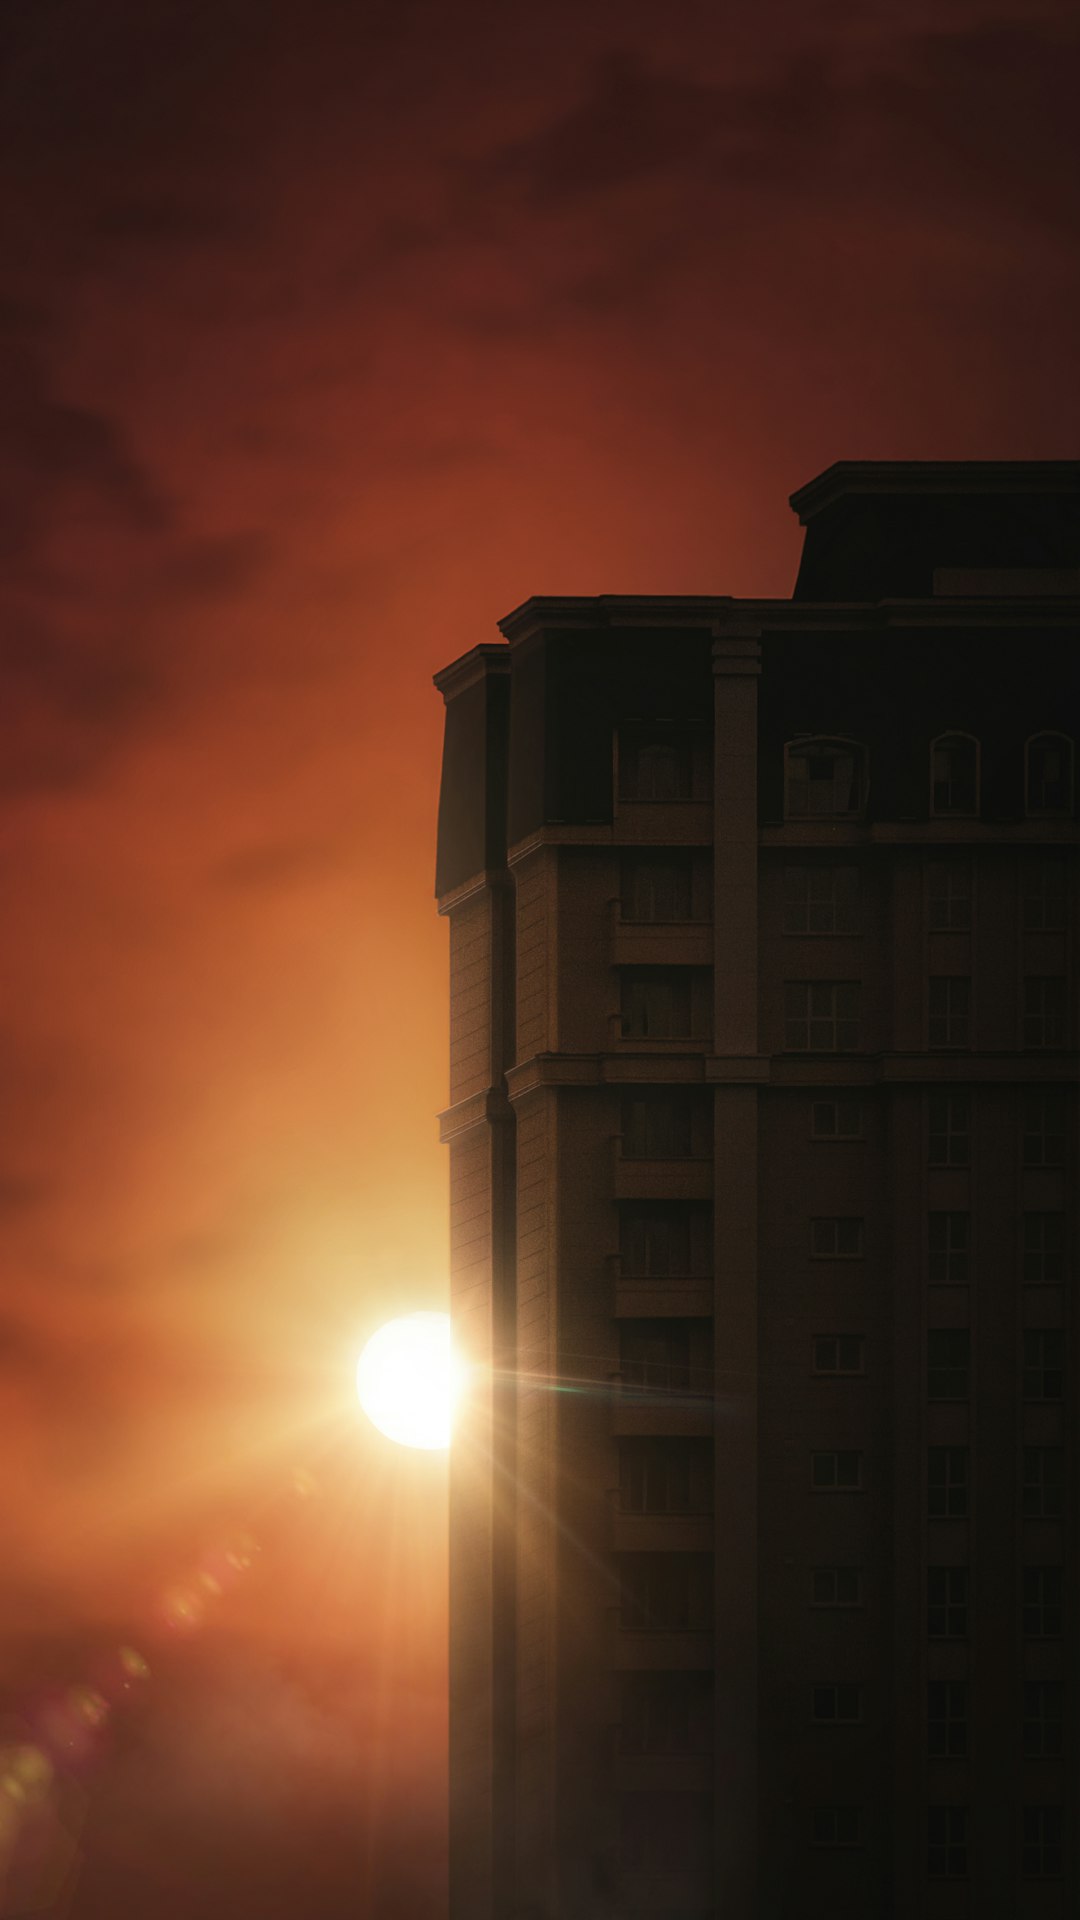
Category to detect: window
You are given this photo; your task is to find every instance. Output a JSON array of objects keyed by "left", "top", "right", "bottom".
[
  {"left": 928, "top": 1092, "right": 970, "bottom": 1166},
  {"left": 810, "top": 1217, "right": 864, "bottom": 1259},
  {"left": 621, "top": 1091, "right": 711, "bottom": 1160},
  {"left": 621, "top": 852, "right": 696, "bottom": 923},
  {"left": 811, "top": 1096, "right": 863, "bottom": 1140},
  {"left": 1023, "top": 1567, "right": 1063, "bottom": 1639},
  {"left": 1022, "top": 1447, "right": 1064, "bottom": 1520},
  {"left": 928, "top": 1567, "right": 968, "bottom": 1639},
  {"left": 785, "top": 739, "right": 865, "bottom": 820},
  {"left": 618, "top": 726, "right": 705, "bottom": 802},
  {"left": 928, "top": 1331, "right": 970, "bottom": 1401},
  {"left": 1023, "top": 1214, "right": 1066, "bottom": 1287},
  {"left": 620, "top": 970, "right": 693, "bottom": 1040},
  {"left": 1026, "top": 733, "right": 1073, "bottom": 816},
  {"left": 811, "top": 1567, "right": 863, "bottom": 1608},
  {"left": 1024, "top": 1330, "right": 1065, "bottom": 1400},
  {"left": 928, "top": 859, "right": 972, "bottom": 930},
  {"left": 618, "top": 1438, "right": 713, "bottom": 1515},
  {"left": 1023, "top": 1683, "right": 1063, "bottom": 1759},
  {"left": 782, "top": 865, "right": 862, "bottom": 934},
  {"left": 618, "top": 1553, "right": 713, "bottom": 1632},
  {"left": 784, "top": 981, "right": 860, "bottom": 1051},
  {"left": 928, "top": 1806, "right": 968, "bottom": 1878},
  {"left": 619, "top": 1320, "right": 711, "bottom": 1395},
  {"left": 620, "top": 1204, "right": 711, "bottom": 1278},
  {"left": 928, "top": 977, "right": 970, "bottom": 1048},
  {"left": 928, "top": 1447, "right": 968, "bottom": 1519},
  {"left": 928, "top": 1681, "right": 968, "bottom": 1757},
  {"left": 1023, "top": 977, "right": 1067, "bottom": 1049},
  {"left": 813, "top": 1335, "right": 865, "bottom": 1375},
  {"left": 812, "top": 1451, "right": 863, "bottom": 1492},
  {"left": 1022, "top": 1090, "right": 1066, "bottom": 1167},
  {"left": 812, "top": 1683, "right": 862, "bottom": 1724},
  {"left": 618, "top": 1671, "right": 713, "bottom": 1755},
  {"left": 929, "top": 1213, "right": 970, "bottom": 1286},
  {"left": 931, "top": 733, "right": 978, "bottom": 815},
  {"left": 1023, "top": 856, "right": 1067, "bottom": 931},
  {"left": 1022, "top": 1806, "right": 1063, "bottom": 1879},
  {"left": 811, "top": 1807, "right": 861, "bottom": 1849}
]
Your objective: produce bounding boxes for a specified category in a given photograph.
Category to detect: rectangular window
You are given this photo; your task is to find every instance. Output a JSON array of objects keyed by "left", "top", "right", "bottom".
[
  {"left": 810, "top": 1217, "right": 864, "bottom": 1259},
  {"left": 928, "top": 1447, "right": 968, "bottom": 1519},
  {"left": 782, "top": 864, "right": 862, "bottom": 934},
  {"left": 813, "top": 1335, "right": 865, "bottom": 1375},
  {"left": 928, "top": 1567, "right": 968, "bottom": 1639},
  {"left": 812, "top": 1450, "right": 863, "bottom": 1492},
  {"left": 618, "top": 1671, "right": 714, "bottom": 1755},
  {"left": 619, "top": 1203, "right": 711, "bottom": 1279},
  {"left": 811, "top": 1567, "right": 863, "bottom": 1608},
  {"left": 929, "top": 976, "right": 971, "bottom": 1049},
  {"left": 928, "top": 859, "right": 973, "bottom": 930},
  {"left": 621, "top": 1090, "right": 711, "bottom": 1160},
  {"left": 1023, "top": 1214, "right": 1066, "bottom": 1286},
  {"left": 619, "top": 1319, "right": 711, "bottom": 1396},
  {"left": 929, "top": 1213, "right": 970, "bottom": 1286},
  {"left": 620, "top": 970, "right": 693, "bottom": 1040},
  {"left": 621, "top": 852, "right": 694, "bottom": 923},
  {"left": 812, "top": 1683, "right": 863, "bottom": 1724},
  {"left": 1024, "top": 1330, "right": 1065, "bottom": 1401},
  {"left": 618, "top": 1437, "right": 713, "bottom": 1515},
  {"left": 928, "top": 1092, "right": 970, "bottom": 1167},
  {"left": 1022, "top": 1806, "right": 1063, "bottom": 1880},
  {"left": 811, "top": 1095, "right": 863, "bottom": 1140},
  {"left": 1022, "top": 1447, "right": 1064, "bottom": 1520},
  {"left": 1023, "top": 1567, "right": 1063, "bottom": 1639},
  {"left": 1022, "top": 1090, "right": 1067, "bottom": 1167},
  {"left": 1023, "top": 1683, "right": 1064, "bottom": 1759},
  {"left": 618, "top": 727, "right": 701, "bottom": 802},
  {"left": 928, "top": 1806, "right": 968, "bottom": 1878},
  {"left": 618, "top": 1553, "right": 713, "bottom": 1632},
  {"left": 811, "top": 1807, "right": 861, "bottom": 1849},
  {"left": 784, "top": 981, "right": 861, "bottom": 1052},
  {"left": 928, "top": 1681, "right": 968, "bottom": 1758},
  {"left": 1023, "top": 857, "right": 1067, "bottom": 931},
  {"left": 928, "top": 1330, "right": 970, "bottom": 1401},
  {"left": 1023, "top": 977, "right": 1067, "bottom": 1049}
]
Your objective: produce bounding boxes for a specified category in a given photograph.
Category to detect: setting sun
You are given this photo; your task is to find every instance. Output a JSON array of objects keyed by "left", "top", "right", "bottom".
[{"left": 355, "top": 1312, "right": 464, "bottom": 1450}]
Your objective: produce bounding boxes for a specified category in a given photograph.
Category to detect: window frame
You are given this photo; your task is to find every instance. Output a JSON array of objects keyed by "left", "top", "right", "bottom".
[
  {"left": 928, "top": 1212, "right": 970, "bottom": 1287},
  {"left": 930, "top": 731, "right": 980, "bottom": 818},
  {"left": 928, "top": 1679, "right": 968, "bottom": 1758},
  {"left": 1022, "top": 975, "right": 1067, "bottom": 1050},
  {"left": 811, "top": 1449, "right": 864, "bottom": 1493},
  {"left": 1025, "top": 732, "right": 1074, "bottom": 818},
  {"left": 782, "top": 862, "right": 863, "bottom": 935},
  {"left": 927, "top": 1566, "right": 968, "bottom": 1640},
  {"left": 1022, "top": 1446, "right": 1064, "bottom": 1521},
  {"left": 928, "top": 1805, "right": 969, "bottom": 1879},
  {"left": 927, "top": 1329, "right": 971, "bottom": 1402},
  {"left": 812, "top": 1334, "right": 866, "bottom": 1376},
  {"left": 1022, "top": 1090, "right": 1066, "bottom": 1168},
  {"left": 784, "top": 980, "right": 861, "bottom": 1052},
  {"left": 927, "top": 857, "right": 973, "bottom": 931},
  {"left": 810, "top": 1216, "right": 865, "bottom": 1261},
  {"left": 928, "top": 1092, "right": 970, "bottom": 1167},
  {"left": 812, "top": 1682, "right": 863, "bottom": 1725},
  {"left": 928, "top": 1446, "right": 969, "bottom": 1519},
  {"left": 810, "top": 1095, "right": 864, "bottom": 1141},
  {"left": 811, "top": 1567, "right": 864, "bottom": 1609},
  {"left": 928, "top": 975, "right": 971, "bottom": 1050},
  {"left": 1022, "top": 1566, "right": 1063, "bottom": 1639},
  {"left": 784, "top": 737, "right": 867, "bottom": 822}
]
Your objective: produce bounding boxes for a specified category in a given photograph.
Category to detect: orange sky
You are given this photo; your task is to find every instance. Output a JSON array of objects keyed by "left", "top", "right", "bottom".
[{"left": 2, "top": 0, "right": 1079, "bottom": 1911}]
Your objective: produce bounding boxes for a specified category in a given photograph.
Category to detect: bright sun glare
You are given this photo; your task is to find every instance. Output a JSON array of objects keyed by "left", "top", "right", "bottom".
[{"left": 355, "top": 1312, "right": 463, "bottom": 1450}]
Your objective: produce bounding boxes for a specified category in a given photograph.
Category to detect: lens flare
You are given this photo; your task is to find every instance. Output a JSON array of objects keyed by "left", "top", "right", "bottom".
[{"left": 355, "top": 1311, "right": 464, "bottom": 1450}]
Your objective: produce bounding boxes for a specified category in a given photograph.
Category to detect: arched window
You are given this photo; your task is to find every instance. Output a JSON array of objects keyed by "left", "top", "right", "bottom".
[
  {"left": 930, "top": 734, "right": 979, "bottom": 816},
  {"left": 1026, "top": 733, "right": 1074, "bottom": 815},
  {"left": 785, "top": 738, "right": 866, "bottom": 820}
]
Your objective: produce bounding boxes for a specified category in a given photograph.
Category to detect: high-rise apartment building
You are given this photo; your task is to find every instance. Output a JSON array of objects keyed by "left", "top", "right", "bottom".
[{"left": 434, "top": 463, "right": 1079, "bottom": 1920}]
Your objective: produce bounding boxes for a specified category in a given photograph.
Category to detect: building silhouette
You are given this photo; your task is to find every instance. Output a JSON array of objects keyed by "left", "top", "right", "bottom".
[{"left": 433, "top": 463, "right": 1079, "bottom": 1920}]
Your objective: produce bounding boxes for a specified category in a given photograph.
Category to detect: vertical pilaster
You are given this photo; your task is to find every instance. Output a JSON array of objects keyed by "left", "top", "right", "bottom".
[{"left": 711, "top": 630, "right": 762, "bottom": 1917}]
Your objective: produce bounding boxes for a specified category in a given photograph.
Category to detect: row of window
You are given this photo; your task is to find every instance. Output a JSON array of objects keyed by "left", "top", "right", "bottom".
[
  {"left": 618, "top": 727, "right": 1076, "bottom": 819},
  {"left": 618, "top": 851, "right": 1072, "bottom": 929},
  {"left": 616, "top": 1438, "right": 1068, "bottom": 1517},
  {"left": 810, "top": 1329, "right": 1066, "bottom": 1398},
  {"left": 618, "top": 969, "right": 1072, "bottom": 1046},
  {"left": 617, "top": 1089, "right": 1070, "bottom": 1161},
  {"left": 616, "top": 1555, "right": 1066, "bottom": 1639},
  {"left": 616, "top": 1202, "right": 1070, "bottom": 1283},
  {"left": 783, "top": 975, "right": 1069, "bottom": 1050},
  {"left": 811, "top": 1804, "right": 1064, "bottom": 1878}
]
